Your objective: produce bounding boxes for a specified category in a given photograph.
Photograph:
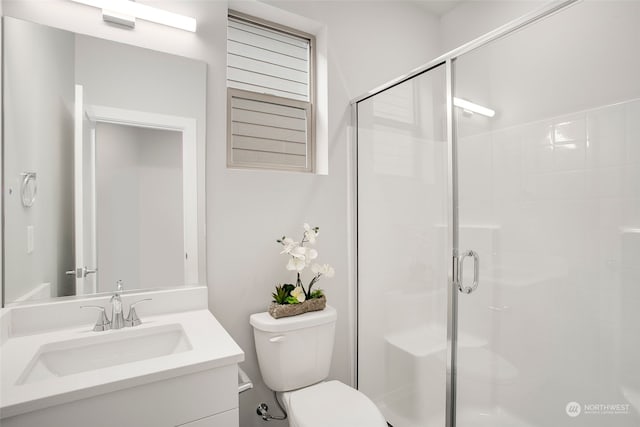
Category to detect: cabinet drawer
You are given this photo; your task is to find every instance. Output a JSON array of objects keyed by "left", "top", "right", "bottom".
[
  {"left": 2, "top": 365, "right": 238, "bottom": 427},
  {"left": 177, "top": 408, "right": 239, "bottom": 427}
]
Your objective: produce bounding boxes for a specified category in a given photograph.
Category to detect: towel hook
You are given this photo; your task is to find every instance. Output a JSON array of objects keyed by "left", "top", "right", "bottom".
[{"left": 20, "top": 172, "right": 37, "bottom": 208}]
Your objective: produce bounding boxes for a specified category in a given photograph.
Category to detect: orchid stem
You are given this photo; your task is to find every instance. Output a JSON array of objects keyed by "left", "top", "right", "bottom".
[
  {"left": 307, "top": 274, "right": 321, "bottom": 297},
  {"left": 296, "top": 273, "right": 305, "bottom": 297}
]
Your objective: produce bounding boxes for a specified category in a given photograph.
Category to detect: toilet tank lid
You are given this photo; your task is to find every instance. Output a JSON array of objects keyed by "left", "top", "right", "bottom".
[{"left": 250, "top": 305, "right": 337, "bottom": 332}]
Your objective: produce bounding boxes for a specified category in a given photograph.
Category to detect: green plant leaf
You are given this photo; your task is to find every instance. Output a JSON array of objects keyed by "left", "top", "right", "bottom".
[
  {"left": 310, "top": 289, "right": 324, "bottom": 299},
  {"left": 285, "top": 296, "right": 300, "bottom": 304},
  {"left": 272, "top": 284, "right": 291, "bottom": 304}
]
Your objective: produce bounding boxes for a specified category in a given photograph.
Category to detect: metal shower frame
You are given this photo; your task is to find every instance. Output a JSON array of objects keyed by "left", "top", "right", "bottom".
[{"left": 350, "top": 1, "right": 580, "bottom": 426}]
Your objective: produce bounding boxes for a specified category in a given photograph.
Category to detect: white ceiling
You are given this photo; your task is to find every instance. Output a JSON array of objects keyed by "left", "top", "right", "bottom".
[{"left": 412, "top": 0, "right": 465, "bottom": 17}]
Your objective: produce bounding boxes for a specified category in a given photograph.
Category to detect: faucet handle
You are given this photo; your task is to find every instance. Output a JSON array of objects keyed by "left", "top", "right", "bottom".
[
  {"left": 80, "top": 305, "right": 111, "bottom": 331},
  {"left": 125, "top": 298, "right": 152, "bottom": 327}
]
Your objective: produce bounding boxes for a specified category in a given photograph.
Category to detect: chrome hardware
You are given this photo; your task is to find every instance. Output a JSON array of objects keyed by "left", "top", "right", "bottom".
[
  {"left": 458, "top": 250, "right": 479, "bottom": 294},
  {"left": 20, "top": 172, "right": 37, "bottom": 208},
  {"left": 256, "top": 395, "right": 287, "bottom": 422},
  {"left": 110, "top": 280, "right": 125, "bottom": 330},
  {"left": 80, "top": 305, "right": 111, "bottom": 331},
  {"left": 65, "top": 266, "right": 97, "bottom": 278},
  {"left": 257, "top": 403, "right": 270, "bottom": 421},
  {"left": 83, "top": 267, "right": 97, "bottom": 276},
  {"left": 125, "top": 298, "right": 152, "bottom": 327}
]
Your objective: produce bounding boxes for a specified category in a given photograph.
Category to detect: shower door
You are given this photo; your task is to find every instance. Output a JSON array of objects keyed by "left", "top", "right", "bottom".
[
  {"left": 358, "top": 1, "right": 640, "bottom": 426},
  {"left": 357, "top": 64, "right": 449, "bottom": 427},
  {"left": 453, "top": 1, "right": 640, "bottom": 426}
]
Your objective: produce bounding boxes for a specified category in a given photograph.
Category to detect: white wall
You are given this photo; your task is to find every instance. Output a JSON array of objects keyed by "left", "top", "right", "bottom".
[
  {"left": 1, "top": 1, "right": 441, "bottom": 425},
  {"left": 1, "top": 2, "right": 4, "bottom": 307},
  {"left": 96, "top": 123, "right": 141, "bottom": 291},
  {"left": 137, "top": 128, "right": 184, "bottom": 289},
  {"left": 439, "top": 0, "right": 545, "bottom": 54},
  {"left": 3, "top": 17, "right": 75, "bottom": 302}
]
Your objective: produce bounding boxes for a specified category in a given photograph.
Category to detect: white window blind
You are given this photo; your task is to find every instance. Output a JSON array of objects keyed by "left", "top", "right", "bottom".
[
  {"left": 228, "top": 16, "right": 310, "bottom": 102},
  {"left": 227, "top": 13, "right": 314, "bottom": 172}
]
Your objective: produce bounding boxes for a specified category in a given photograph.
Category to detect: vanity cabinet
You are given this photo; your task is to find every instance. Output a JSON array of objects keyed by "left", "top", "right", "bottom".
[
  {"left": 2, "top": 365, "right": 239, "bottom": 427},
  {"left": 1, "top": 293, "right": 244, "bottom": 427}
]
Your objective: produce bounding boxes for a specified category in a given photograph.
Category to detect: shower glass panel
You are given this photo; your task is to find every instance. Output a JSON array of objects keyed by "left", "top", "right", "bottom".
[
  {"left": 454, "top": 1, "right": 640, "bottom": 426},
  {"left": 357, "top": 64, "right": 448, "bottom": 427}
]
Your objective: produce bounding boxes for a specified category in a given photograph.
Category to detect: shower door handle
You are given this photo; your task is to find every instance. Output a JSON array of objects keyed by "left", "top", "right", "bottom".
[{"left": 458, "top": 250, "right": 479, "bottom": 294}]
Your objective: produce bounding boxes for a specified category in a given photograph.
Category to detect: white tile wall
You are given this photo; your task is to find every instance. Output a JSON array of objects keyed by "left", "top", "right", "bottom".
[{"left": 456, "top": 96, "right": 640, "bottom": 425}]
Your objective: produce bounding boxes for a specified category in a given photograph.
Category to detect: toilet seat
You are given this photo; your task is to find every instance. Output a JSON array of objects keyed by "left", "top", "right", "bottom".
[{"left": 281, "top": 380, "right": 387, "bottom": 427}]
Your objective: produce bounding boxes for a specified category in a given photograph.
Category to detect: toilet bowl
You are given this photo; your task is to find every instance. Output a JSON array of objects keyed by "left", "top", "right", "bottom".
[
  {"left": 279, "top": 380, "right": 387, "bottom": 427},
  {"left": 250, "top": 306, "right": 386, "bottom": 427}
]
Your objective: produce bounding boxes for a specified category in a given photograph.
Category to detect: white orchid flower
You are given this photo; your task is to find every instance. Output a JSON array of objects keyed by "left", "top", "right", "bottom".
[
  {"left": 325, "top": 265, "right": 335, "bottom": 278},
  {"left": 303, "top": 223, "right": 319, "bottom": 244},
  {"left": 291, "top": 286, "right": 306, "bottom": 303},
  {"left": 287, "top": 257, "right": 306, "bottom": 271},
  {"left": 279, "top": 237, "right": 299, "bottom": 255},
  {"left": 305, "top": 248, "right": 318, "bottom": 265},
  {"left": 311, "top": 263, "right": 335, "bottom": 278},
  {"left": 304, "top": 232, "right": 316, "bottom": 244},
  {"left": 290, "top": 246, "right": 307, "bottom": 259}
]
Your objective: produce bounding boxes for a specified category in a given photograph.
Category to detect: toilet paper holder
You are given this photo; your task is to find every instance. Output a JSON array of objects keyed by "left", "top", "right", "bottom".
[{"left": 238, "top": 367, "right": 253, "bottom": 394}]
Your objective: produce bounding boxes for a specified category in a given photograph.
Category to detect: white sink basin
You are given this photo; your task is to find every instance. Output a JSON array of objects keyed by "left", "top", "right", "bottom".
[{"left": 17, "top": 323, "right": 191, "bottom": 385}]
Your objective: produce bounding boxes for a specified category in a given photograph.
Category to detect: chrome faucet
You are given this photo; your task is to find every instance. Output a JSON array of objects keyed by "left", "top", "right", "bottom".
[
  {"left": 110, "top": 280, "right": 125, "bottom": 330},
  {"left": 125, "top": 298, "right": 152, "bottom": 327},
  {"left": 80, "top": 305, "right": 111, "bottom": 331},
  {"left": 81, "top": 281, "right": 152, "bottom": 331}
]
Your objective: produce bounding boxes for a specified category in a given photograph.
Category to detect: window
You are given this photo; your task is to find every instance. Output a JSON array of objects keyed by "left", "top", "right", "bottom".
[{"left": 227, "top": 12, "right": 315, "bottom": 172}]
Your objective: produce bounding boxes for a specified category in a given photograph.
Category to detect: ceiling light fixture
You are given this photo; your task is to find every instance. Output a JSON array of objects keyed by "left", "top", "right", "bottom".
[
  {"left": 70, "top": 0, "right": 197, "bottom": 32},
  {"left": 453, "top": 97, "right": 496, "bottom": 118}
]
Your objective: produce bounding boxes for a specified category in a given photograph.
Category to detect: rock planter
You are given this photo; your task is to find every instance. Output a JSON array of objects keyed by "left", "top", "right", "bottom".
[{"left": 268, "top": 296, "right": 327, "bottom": 319}]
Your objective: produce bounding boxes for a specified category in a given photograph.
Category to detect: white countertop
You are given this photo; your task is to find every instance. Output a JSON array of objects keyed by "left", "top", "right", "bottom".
[{"left": 0, "top": 309, "right": 244, "bottom": 419}]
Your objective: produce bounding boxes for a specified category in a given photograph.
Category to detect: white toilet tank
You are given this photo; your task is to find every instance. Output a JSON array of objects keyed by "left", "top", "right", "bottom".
[{"left": 250, "top": 306, "right": 337, "bottom": 392}]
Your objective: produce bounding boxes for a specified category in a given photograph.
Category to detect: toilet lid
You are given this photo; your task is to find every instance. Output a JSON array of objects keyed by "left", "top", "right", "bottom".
[{"left": 288, "top": 381, "right": 387, "bottom": 427}]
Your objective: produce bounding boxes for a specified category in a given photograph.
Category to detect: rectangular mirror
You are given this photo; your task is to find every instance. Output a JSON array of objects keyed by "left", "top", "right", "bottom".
[{"left": 2, "top": 17, "right": 207, "bottom": 306}]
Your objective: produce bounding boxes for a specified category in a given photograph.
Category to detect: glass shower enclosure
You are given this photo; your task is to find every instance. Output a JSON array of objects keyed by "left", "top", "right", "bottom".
[{"left": 355, "top": 1, "right": 640, "bottom": 426}]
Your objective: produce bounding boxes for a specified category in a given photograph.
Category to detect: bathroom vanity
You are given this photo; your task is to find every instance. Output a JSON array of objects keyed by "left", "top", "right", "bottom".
[{"left": 0, "top": 287, "right": 244, "bottom": 427}]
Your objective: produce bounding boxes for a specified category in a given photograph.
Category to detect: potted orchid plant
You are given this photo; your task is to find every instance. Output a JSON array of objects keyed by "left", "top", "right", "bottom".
[{"left": 269, "top": 224, "right": 334, "bottom": 319}]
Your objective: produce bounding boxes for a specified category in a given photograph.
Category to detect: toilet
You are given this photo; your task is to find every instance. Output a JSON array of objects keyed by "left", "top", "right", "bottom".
[{"left": 250, "top": 305, "right": 387, "bottom": 427}]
